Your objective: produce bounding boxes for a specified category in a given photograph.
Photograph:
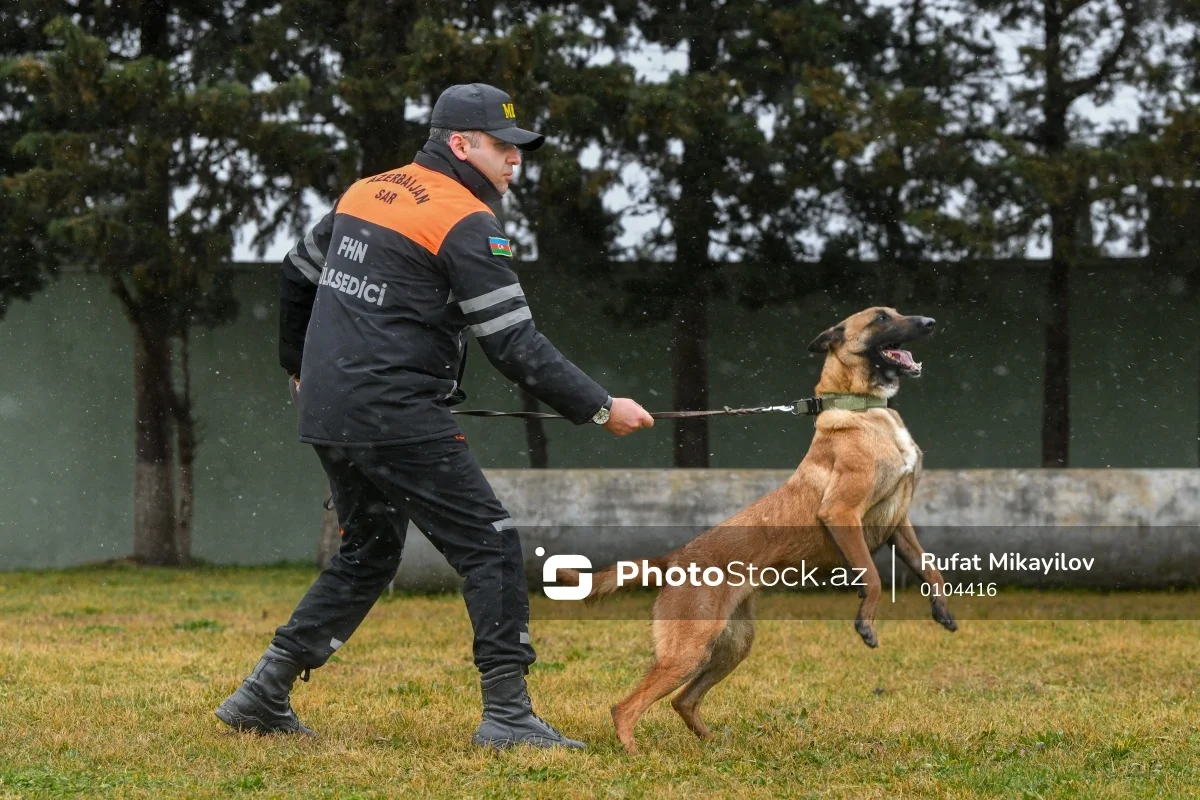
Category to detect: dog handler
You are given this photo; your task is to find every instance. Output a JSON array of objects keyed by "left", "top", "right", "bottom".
[{"left": 216, "top": 83, "right": 654, "bottom": 749}]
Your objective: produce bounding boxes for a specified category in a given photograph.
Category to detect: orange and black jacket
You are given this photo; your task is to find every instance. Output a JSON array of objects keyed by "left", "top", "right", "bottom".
[{"left": 278, "top": 140, "right": 610, "bottom": 445}]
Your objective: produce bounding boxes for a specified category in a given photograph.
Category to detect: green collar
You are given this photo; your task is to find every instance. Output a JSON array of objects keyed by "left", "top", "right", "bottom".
[{"left": 815, "top": 393, "right": 888, "bottom": 413}]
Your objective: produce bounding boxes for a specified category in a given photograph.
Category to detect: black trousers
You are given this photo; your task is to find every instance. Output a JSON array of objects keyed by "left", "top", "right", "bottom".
[{"left": 271, "top": 438, "right": 535, "bottom": 675}]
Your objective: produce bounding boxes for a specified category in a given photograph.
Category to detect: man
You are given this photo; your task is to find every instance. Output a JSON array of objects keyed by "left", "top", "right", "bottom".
[{"left": 215, "top": 83, "right": 654, "bottom": 749}]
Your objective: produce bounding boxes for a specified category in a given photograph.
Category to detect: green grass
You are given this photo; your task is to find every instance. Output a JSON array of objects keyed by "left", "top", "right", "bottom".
[{"left": 0, "top": 565, "right": 1197, "bottom": 798}]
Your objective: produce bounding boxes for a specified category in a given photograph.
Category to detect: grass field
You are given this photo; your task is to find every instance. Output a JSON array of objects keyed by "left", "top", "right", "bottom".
[{"left": 0, "top": 565, "right": 1198, "bottom": 799}]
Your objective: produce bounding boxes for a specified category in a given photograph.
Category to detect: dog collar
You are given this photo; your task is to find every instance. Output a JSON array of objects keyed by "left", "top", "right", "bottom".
[{"left": 797, "top": 393, "right": 888, "bottom": 414}]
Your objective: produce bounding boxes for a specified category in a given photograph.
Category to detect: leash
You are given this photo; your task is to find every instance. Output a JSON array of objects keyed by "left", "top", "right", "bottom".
[{"left": 450, "top": 396, "right": 885, "bottom": 420}]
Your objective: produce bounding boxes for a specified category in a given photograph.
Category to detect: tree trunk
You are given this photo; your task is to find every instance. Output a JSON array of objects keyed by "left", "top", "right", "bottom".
[
  {"left": 132, "top": 323, "right": 179, "bottom": 565},
  {"left": 522, "top": 389, "right": 549, "bottom": 468},
  {"left": 174, "top": 327, "right": 195, "bottom": 564},
  {"left": 359, "top": 131, "right": 403, "bottom": 178},
  {"left": 1040, "top": 245, "right": 1071, "bottom": 467},
  {"left": 131, "top": 0, "right": 180, "bottom": 563},
  {"left": 670, "top": 9, "right": 718, "bottom": 468},
  {"left": 1039, "top": 0, "right": 1071, "bottom": 468},
  {"left": 672, "top": 280, "right": 710, "bottom": 466}
]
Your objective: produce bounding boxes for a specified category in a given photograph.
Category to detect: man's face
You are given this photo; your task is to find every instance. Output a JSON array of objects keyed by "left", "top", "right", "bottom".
[{"left": 449, "top": 131, "right": 522, "bottom": 195}]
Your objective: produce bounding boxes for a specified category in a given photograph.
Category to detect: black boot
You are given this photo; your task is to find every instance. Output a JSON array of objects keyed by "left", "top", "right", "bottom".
[
  {"left": 471, "top": 665, "right": 585, "bottom": 749},
  {"left": 214, "top": 645, "right": 316, "bottom": 736}
]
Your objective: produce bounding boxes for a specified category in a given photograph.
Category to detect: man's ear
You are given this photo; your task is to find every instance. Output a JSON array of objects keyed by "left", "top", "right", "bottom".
[
  {"left": 448, "top": 131, "right": 472, "bottom": 161},
  {"left": 807, "top": 324, "right": 844, "bottom": 354}
]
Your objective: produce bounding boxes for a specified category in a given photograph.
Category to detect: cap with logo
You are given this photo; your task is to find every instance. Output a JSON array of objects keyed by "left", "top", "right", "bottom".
[{"left": 430, "top": 83, "right": 545, "bottom": 152}]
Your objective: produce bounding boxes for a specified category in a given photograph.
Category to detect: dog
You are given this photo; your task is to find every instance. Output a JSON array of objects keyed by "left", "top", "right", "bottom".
[{"left": 558, "top": 307, "right": 958, "bottom": 754}]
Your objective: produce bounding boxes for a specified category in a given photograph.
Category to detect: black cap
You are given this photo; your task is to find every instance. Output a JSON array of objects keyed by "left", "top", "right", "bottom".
[{"left": 430, "top": 83, "right": 545, "bottom": 152}]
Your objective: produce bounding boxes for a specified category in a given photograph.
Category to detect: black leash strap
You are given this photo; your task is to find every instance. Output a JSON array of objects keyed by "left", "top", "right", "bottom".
[{"left": 451, "top": 398, "right": 824, "bottom": 420}]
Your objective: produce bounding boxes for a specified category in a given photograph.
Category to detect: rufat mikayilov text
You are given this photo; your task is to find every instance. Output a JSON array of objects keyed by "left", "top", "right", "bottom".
[{"left": 923, "top": 552, "right": 1096, "bottom": 574}]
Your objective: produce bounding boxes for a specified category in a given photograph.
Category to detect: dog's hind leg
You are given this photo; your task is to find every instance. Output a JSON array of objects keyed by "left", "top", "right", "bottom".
[
  {"left": 671, "top": 597, "right": 756, "bottom": 741},
  {"left": 611, "top": 617, "right": 726, "bottom": 755}
]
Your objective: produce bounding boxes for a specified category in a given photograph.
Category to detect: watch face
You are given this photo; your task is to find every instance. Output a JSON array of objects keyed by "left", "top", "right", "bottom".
[{"left": 594, "top": 408, "right": 610, "bottom": 424}]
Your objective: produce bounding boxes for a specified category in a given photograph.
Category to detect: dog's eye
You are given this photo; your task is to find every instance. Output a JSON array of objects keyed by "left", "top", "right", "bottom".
[{"left": 875, "top": 311, "right": 889, "bottom": 323}]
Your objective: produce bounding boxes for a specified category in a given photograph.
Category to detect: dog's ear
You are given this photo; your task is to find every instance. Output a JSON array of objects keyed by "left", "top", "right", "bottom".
[{"left": 807, "top": 324, "right": 844, "bottom": 354}]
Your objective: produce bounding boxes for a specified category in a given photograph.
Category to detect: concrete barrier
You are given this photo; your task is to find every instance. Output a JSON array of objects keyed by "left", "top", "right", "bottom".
[{"left": 390, "top": 469, "right": 1200, "bottom": 591}]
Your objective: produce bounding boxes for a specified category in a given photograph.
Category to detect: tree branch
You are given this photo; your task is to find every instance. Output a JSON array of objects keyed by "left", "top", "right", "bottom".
[
  {"left": 109, "top": 273, "right": 146, "bottom": 339},
  {"left": 1064, "top": 0, "right": 1139, "bottom": 102},
  {"left": 1060, "top": 0, "right": 1090, "bottom": 18}
]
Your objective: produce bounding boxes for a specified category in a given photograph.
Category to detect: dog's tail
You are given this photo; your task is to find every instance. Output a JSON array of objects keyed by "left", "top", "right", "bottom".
[{"left": 554, "top": 558, "right": 670, "bottom": 604}]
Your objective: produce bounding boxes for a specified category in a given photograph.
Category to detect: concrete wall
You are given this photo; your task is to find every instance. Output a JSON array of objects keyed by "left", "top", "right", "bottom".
[
  {"left": 1, "top": 264, "right": 1196, "bottom": 569},
  {"left": 392, "top": 469, "right": 1200, "bottom": 590},
  {"left": 3, "top": 265, "right": 1199, "bottom": 571}
]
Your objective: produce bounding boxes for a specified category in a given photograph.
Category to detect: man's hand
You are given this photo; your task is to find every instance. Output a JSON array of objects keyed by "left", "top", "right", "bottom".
[{"left": 603, "top": 398, "right": 654, "bottom": 436}]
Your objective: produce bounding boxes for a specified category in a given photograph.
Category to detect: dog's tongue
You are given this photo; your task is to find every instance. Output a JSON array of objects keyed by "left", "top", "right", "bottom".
[{"left": 884, "top": 349, "right": 916, "bottom": 368}]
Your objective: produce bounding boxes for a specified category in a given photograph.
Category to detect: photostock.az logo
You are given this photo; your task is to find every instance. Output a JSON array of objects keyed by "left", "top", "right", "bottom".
[{"left": 536, "top": 547, "right": 591, "bottom": 601}]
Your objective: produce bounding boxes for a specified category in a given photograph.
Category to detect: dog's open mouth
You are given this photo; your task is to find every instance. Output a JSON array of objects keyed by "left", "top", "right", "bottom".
[{"left": 877, "top": 347, "right": 922, "bottom": 376}]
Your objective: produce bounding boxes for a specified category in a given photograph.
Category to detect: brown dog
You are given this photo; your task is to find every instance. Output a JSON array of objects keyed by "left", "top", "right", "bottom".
[{"left": 560, "top": 307, "right": 958, "bottom": 754}]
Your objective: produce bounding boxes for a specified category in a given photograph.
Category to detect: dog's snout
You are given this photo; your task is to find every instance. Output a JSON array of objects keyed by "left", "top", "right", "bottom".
[{"left": 916, "top": 316, "right": 936, "bottom": 332}]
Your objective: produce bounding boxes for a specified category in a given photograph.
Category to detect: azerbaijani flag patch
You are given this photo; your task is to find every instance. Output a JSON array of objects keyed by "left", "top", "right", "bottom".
[{"left": 488, "top": 236, "right": 513, "bottom": 257}]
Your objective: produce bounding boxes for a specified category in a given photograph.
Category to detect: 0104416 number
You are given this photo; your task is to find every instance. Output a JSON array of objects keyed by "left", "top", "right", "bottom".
[{"left": 922, "top": 582, "right": 997, "bottom": 597}]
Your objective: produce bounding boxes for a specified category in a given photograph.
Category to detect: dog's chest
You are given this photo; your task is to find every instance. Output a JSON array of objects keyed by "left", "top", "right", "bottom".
[
  {"left": 880, "top": 412, "right": 921, "bottom": 475},
  {"left": 863, "top": 413, "right": 922, "bottom": 536}
]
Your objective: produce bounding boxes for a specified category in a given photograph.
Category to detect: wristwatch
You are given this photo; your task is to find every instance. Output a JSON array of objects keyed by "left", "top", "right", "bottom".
[{"left": 591, "top": 396, "right": 614, "bottom": 425}]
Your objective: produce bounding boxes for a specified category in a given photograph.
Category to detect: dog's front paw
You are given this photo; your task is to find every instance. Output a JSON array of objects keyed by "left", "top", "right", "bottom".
[
  {"left": 932, "top": 601, "right": 958, "bottom": 632},
  {"left": 855, "top": 618, "right": 878, "bottom": 648}
]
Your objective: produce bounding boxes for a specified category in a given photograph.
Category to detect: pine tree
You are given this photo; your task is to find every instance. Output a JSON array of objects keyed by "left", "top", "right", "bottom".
[
  {"left": 774, "top": 0, "right": 999, "bottom": 302},
  {"left": 601, "top": 0, "right": 883, "bottom": 465},
  {"left": 965, "top": 0, "right": 1157, "bottom": 466},
  {"left": 0, "top": 5, "right": 341, "bottom": 564}
]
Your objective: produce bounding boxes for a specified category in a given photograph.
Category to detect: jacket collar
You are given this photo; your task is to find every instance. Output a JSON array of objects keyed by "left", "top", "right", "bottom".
[{"left": 414, "top": 140, "right": 503, "bottom": 213}]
